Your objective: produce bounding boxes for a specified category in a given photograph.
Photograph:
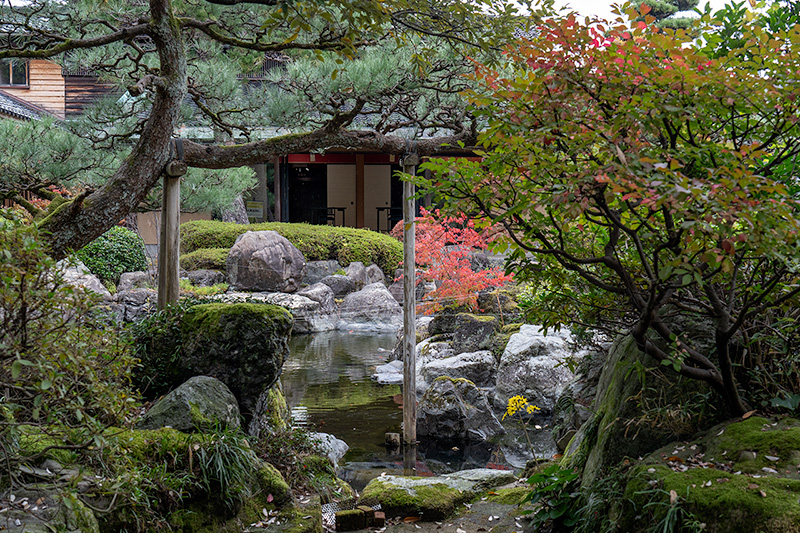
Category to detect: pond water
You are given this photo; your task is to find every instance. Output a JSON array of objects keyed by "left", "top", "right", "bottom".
[{"left": 281, "top": 331, "right": 557, "bottom": 490}]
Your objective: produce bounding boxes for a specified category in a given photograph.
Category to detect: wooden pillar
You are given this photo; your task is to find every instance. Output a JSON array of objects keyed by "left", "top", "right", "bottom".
[
  {"left": 402, "top": 153, "right": 419, "bottom": 449},
  {"left": 157, "top": 172, "right": 181, "bottom": 309},
  {"left": 273, "top": 157, "right": 282, "bottom": 222},
  {"left": 356, "top": 154, "right": 365, "bottom": 228}
]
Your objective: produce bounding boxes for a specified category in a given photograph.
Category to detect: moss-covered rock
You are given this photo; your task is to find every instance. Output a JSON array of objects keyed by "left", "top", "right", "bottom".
[
  {"left": 180, "top": 220, "right": 403, "bottom": 276},
  {"left": 179, "top": 303, "right": 293, "bottom": 421},
  {"left": 17, "top": 425, "right": 79, "bottom": 465},
  {"left": 358, "top": 469, "right": 516, "bottom": 521},
  {"left": 620, "top": 417, "right": 800, "bottom": 532},
  {"left": 359, "top": 478, "right": 471, "bottom": 520},
  {"left": 565, "top": 335, "right": 715, "bottom": 486}
]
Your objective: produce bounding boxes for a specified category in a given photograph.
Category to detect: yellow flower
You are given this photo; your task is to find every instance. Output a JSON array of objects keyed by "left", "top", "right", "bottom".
[{"left": 503, "top": 394, "right": 540, "bottom": 420}]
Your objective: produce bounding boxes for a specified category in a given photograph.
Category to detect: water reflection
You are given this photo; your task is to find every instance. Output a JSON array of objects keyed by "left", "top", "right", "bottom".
[{"left": 281, "top": 331, "right": 557, "bottom": 491}]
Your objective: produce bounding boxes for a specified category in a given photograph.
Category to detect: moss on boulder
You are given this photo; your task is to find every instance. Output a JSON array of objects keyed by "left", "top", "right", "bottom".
[
  {"left": 179, "top": 303, "right": 293, "bottom": 421},
  {"left": 358, "top": 469, "right": 516, "bottom": 521},
  {"left": 564, "top": 335, "right": 714, "bottom": 486},
  {"left": 620, "top": 418, "right": 800, "bottom": 532}
]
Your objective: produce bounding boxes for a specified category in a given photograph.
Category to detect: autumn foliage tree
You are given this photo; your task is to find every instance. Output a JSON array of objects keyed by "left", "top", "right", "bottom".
[
  {"left": 421, "top": 7, "right": 800, "bottom": 416},
  {"left": 391, "top": 207, "right": 513, "bottom": 314}
]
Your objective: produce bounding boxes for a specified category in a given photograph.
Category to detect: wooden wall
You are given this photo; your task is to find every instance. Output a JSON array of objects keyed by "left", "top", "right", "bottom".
[
  {"left": 65, "top": 76, "right": 117, "bottom": 117},
  {"left": 3, "top": 59, "right": 65, "bottom": 118}
]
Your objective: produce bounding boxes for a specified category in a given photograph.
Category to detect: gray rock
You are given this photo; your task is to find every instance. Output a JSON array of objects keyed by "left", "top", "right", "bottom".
[
  {"left": 388, "top": 278, "right": 404, "bottom": 304},
  {"left": 137, "top": 376, "right": 241, "bottom": 432},
  {"left": 418, "top": 377, "right": 505, "bottom": 443},
  {"left": 0, "top": 487, "right": 99, "bottom": 533},
  {"left": 429, "top": 309, "right": 468, "bottom": 335},
  {"left": 311, "top": 432, "right": 350, "bottom": 467},
  {"left": 185, "top": 269, "right": 225, "bottom": 287},
  {"left": 494, "top": 325, "right": 578, "bottom": 413},
  {"left": 373, "top": 359, "right": 404, "bottom": 385},
  {"left": 452, "top": 314, "right": 498, "bottom": 353},
  {"left": 57, "top": 259, "right": 112, "bottom": 301},
  {"left": 420, "top": 350, "right": 496, "bottom": 387},
  {"left": 226, "top": 230, "right": 306, "bottom": 292},
  {"left": 118, "top": 270, "right": 153, "bottom": 291},
  {"left": 338, "top": 282, "right": 402, "bottom": 332},
  {"left": 114, "top": 288, "right": 157, "bottom": 322},
  {"left": 345, "top": 261, "right": 368, "bottom": 289},
  {"left": 297, "top": 283, "right": 336, "bottom": 314},
  {"left": 365, "top": 263, "right": 386, "bottom": 285},
  {"left": 320, "top": 274, "right": 356, "bottom": 296},
  {"left": 305, "top": 260, "right": 342, "bottom": 285}
]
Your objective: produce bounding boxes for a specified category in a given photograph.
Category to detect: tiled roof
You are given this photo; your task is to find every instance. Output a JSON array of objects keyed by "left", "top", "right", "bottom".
[{"left": 0, "top": 89, "right": 55, "bottom": 120}]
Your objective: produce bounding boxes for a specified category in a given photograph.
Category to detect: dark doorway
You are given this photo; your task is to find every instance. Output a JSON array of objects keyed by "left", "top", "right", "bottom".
[{"left": 289, "top": 164, "right": 327, "bottom": 224}]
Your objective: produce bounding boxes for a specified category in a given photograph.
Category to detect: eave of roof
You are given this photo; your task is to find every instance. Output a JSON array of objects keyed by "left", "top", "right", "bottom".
[{"left": 0, "top": 88, "right": 57, "bottom": 121}]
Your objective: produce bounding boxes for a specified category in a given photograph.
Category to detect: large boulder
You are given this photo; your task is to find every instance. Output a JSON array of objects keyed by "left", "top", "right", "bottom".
[
  {"left": 420, "top": 350, "right": 496, "bottom": 388},
  {"left": 494, "top": 324, "right": 578, "bottom": 413},
  {"left": 338, "top": 283, "right": 402, "bottom": 332},
  {"left": 226, "top": 230, "right": 306, "bottom": 292},
  {"left": 452, "top": 313, "right": 498, "bottom": 354},
  {"left": 417, "top": 377, "right": 505, "bottom": 443},
  {"left": 566, "top": 335, "right": 712, "bottom": 487},
  {"left": 179, "top": 302, "right": 293, "bottom": 420},
  {"left": 137, "top": 376, "right": 241, "bottom": 432}
]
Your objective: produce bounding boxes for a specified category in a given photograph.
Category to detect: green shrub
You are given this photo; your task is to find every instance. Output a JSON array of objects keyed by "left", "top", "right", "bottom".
[
  {"left": 180, "top": 220, "right": 403, "bottom": 275},
  {"left": 180, "top": 247, "right": 228, "bottom": 271},
  {"left": 128, "top": 299, "right": 200, "bottom": 399},
  {"left": 75, "top": 225, "right": 148, "bottom": 284},
  {"left": 0, "top": 211, "right": 139, "bottom": 462}
]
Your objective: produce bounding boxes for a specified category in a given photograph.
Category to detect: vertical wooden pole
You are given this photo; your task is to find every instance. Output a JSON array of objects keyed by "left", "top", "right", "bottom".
[
  {"left": 157, "top": 173, "right": 181, "bottom": 309},
  {"left": 402, "top": 153, "right": 419, "bottom": 451}
]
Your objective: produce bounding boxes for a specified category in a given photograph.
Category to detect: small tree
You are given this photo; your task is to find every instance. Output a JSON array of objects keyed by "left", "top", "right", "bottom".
[
  {"left": 391, "top": 207, "right": 513, "bottom": 314},
  {"left": 421, "top": 9, "right": 800, "bottom": 416}
]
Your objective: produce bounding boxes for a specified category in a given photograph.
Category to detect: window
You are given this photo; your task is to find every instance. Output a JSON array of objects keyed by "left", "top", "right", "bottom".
[{"left": 0, "top": 59, "right": 28, "bottom": 86}]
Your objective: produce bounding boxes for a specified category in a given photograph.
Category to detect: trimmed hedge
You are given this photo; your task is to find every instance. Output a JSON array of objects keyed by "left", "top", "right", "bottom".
[
  {"left": 180, "top": 221, "right": 403, "bottom": 275},
  {"left": 75, "top": 225, "right": 148, "bottom": 284},
  {"left": 180, "top": 247, "right": 228, "bottom": 271}
]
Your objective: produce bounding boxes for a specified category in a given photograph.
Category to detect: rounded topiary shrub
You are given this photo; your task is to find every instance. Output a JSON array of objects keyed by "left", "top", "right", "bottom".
[{"left": 76, "top": 226, "right": 148, "bottom": 285}]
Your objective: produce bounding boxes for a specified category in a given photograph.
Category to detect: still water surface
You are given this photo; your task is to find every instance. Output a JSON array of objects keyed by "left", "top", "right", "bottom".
[{"left": 281, "top": 331, "right": 555, "bottom": 490}]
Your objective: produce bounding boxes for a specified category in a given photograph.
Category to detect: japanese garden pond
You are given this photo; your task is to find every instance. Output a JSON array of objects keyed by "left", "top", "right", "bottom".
[{"left": 281, "top": 331, "right": 557, "bottom": 490}]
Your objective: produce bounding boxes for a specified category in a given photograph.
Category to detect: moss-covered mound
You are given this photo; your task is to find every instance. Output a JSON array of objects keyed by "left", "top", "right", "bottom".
[
  {"left": 180, "top": 247, "right": 229, "bottom": 271},
  {"left": 180, "top": 220, "right": 403, "bottom": 275},
  {"left": 620, "top": 417, "right": 800, "bottom": 533}
]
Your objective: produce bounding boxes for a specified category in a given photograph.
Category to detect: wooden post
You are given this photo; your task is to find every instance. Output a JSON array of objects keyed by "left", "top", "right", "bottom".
[
  {"left": 402, "top": 153, "right": 419, "bottom": 449},
  {"left": 157, "top": 172, "right": 181, "bottom": 309}
]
